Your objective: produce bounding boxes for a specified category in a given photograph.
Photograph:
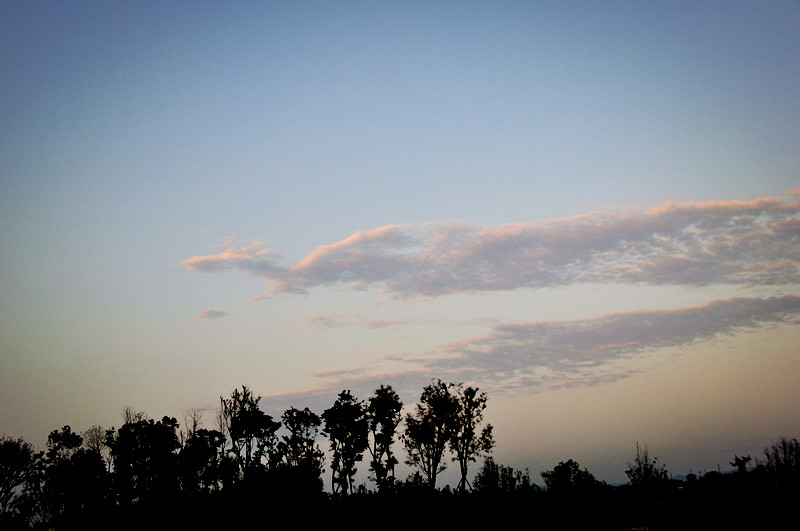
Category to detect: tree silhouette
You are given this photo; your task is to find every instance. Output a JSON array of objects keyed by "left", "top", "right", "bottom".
[
  {"left": 449, "top": 383, "right": 494, "bottom": 492},
  {"left": 763, "top": 436, "right": 800, "bottom": 485},
  {"left": 180, "top": 409, "right": 204, "bottom": 447},
  {"left": 106, "top": 416, "right": 181, "bottom": 505},
  {"left": 82, "top": 425, "right": 110, "bottom": 472},
  {"left": 121, "top": 406, "right": 147, "bottom": 424},
  {"left": 40, "top": 426, "right": 84, "bottom": 522},
  {"left": 279, "top": 407, "right": 324, "bottom": 493},
  {"left": 402, "top": 379, "right": 458, "bottom": 489},
  {"left": 0, "top": 436, "right": 43, "bottom": 523},
  {"left": 10, "top": 381, "right": 800, "bottom": 529},
  {"left": 541, "top": 459, "right": 605, "bottom": 492},
  {"left": 366, "top": 385, "right": 403, "bottom": 492},
  {"left": 179, "top": 428, "right": 225, "bottom": 495},
  {"left": 625, "top": 442, "right": 668, "bottom": 490},
  {"left": 730, "top": 454, "right": 751, "bottom": 474},
  {"left": 473, "top": 456, "right": 532, "bottom": 494},
  {"left": 35, "top": 426, "right": 109, "bottom": 524},
  {"left": 219, "top": 385, "right": 281, "bottom": 482},
  {"left": 322, "top": 390, "right": 368, "bottom": 496}
]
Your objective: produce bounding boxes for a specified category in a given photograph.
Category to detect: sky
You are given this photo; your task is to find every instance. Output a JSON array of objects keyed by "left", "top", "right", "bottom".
[{"left": 2, "top": 1, "right": 799, "bottom": 487}]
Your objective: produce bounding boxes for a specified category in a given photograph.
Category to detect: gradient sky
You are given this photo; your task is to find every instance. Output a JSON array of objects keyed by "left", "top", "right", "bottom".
[{"left": 2, "top": 1, "right": 799, "bottom": 486}]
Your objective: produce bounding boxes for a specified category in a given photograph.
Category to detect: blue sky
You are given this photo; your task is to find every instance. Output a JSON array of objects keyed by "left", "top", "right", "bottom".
[{"left": 2, "top": 1, "right": 799, "bottom": 486}]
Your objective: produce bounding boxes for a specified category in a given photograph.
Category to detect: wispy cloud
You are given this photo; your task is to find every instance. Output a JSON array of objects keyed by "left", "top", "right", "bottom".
[
  {"left": 302, "top": 311, "right": 364, "bottom": 328},
  {"left": 182, "top": 191, "right": 800, "bottom": 299},
  {"left": 302, "top": 311, "right": 496, "bottom": 330},
  {"left": 182, "top": 239, "right": 283, "bottom": 276},
  {"left": 192, "top": 309, "right": 229, "bottom": 322},
  {"left": 423, "top": 295, "right": 800, "bottom": 387},
  {"left": 262, "top": 295, "right": 800, "bottom": 406}
]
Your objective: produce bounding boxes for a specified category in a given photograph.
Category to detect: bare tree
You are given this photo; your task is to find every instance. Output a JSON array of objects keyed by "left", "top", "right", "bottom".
[
  {"left": 181, "top": 409, "right": 204, "bottom": 446},
  {"left": 121, "top": 406, "right": 147, "bottom": 424},
  {"left": 625, "top": 442, "right": 668, "bottom": 489},
  {"left": 82, "top": 425, "right": 106, "bottom": 456}
]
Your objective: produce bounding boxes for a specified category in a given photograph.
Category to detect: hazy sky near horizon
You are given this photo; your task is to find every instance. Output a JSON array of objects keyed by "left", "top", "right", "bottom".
[{"left": 2, "top": 1, "right": 799, "bottom": 485}]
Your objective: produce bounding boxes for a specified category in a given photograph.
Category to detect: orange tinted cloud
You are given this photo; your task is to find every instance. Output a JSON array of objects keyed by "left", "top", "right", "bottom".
[{"left": 183, "top": 190, "right": 800, "bottom": 299}]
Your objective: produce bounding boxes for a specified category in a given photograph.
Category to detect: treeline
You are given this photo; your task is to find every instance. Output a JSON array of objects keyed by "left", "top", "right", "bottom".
[
  {"left": 1, "top": 379, "right": 799, "bottom": 530},
  {"left": 0, "top": 380, "right": 492, "bottom": 528}
]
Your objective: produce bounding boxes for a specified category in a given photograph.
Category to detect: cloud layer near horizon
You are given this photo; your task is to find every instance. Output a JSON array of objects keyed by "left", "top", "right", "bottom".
[
  {"left": 183, "top": 191, "right": 800, "bottom": 298},
  {"left": 259, "top": 294, "right": 800, "bottom": 411},
  {"left": 424, "top": 294, "right": 800, "bottom": 387}
]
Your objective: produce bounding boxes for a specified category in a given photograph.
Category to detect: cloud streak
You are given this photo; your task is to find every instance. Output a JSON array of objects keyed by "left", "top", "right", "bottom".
[
  {"left": 262, "top": 295, "right": 800, "bottom": 406},
  {"left": 182, "top": 191, "right": 800, "bottom": 299},
  {"left": 192, "top": 309, "right": 229, "bottom": 322},
  {"left": 424, "top": 295, "right": 800, "bottom": 384},
  {"left": 302, "top": 311, "right": 496, "bottom": 330},
  {"left": 182, "top": 239, "right": 283, "bottom": 276}
]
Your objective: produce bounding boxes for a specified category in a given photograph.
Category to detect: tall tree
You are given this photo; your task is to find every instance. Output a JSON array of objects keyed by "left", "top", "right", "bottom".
[
  {"left": 279, "top": 407, "right": 324, "bottom": 493},
  {"left": 33, "top": 426, "right": 110, "bottom": 525},
  {"left": 179, "top": 428, "right": 225, "bottom": 495},
  {"left": 180, "top": 409, "right": 204, "bottom": 446},
  {"left": 0, "top": 436, "right": 42, "bottom": 523},
  {"left": 82, "top": 425, "right": 110, "bottom": 471},
  {"left": 322, "top": 390, "right": 368, "bottom": 496},
  {"left": 219, "top": 385, "right": 281, "bottom": 481},
  {"left": 449, "top": 384, "right": 494, "bottom": 492},
  {"left": 402, "top": 379, "right": 458, "bottom": 489},
  {"left": 106, "top": 416, "right": 181, "bottom": 505},
  {"left": 40, "top": 426, "right": 84, "bottom": 522},
  {"left": 45, "top": 426, "right": 83, "bottom": 464},
  {"left": 366, "top": 385, "right": 403, "bottom": 492}
]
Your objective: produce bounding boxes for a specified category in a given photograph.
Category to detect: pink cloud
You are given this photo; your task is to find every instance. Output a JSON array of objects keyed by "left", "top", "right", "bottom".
[
  {"left": 182, "top": 190, "right": 800, "bottom": 298},
  {"left": 181, "top": 240, "right": 282, "bottom": 275}
]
